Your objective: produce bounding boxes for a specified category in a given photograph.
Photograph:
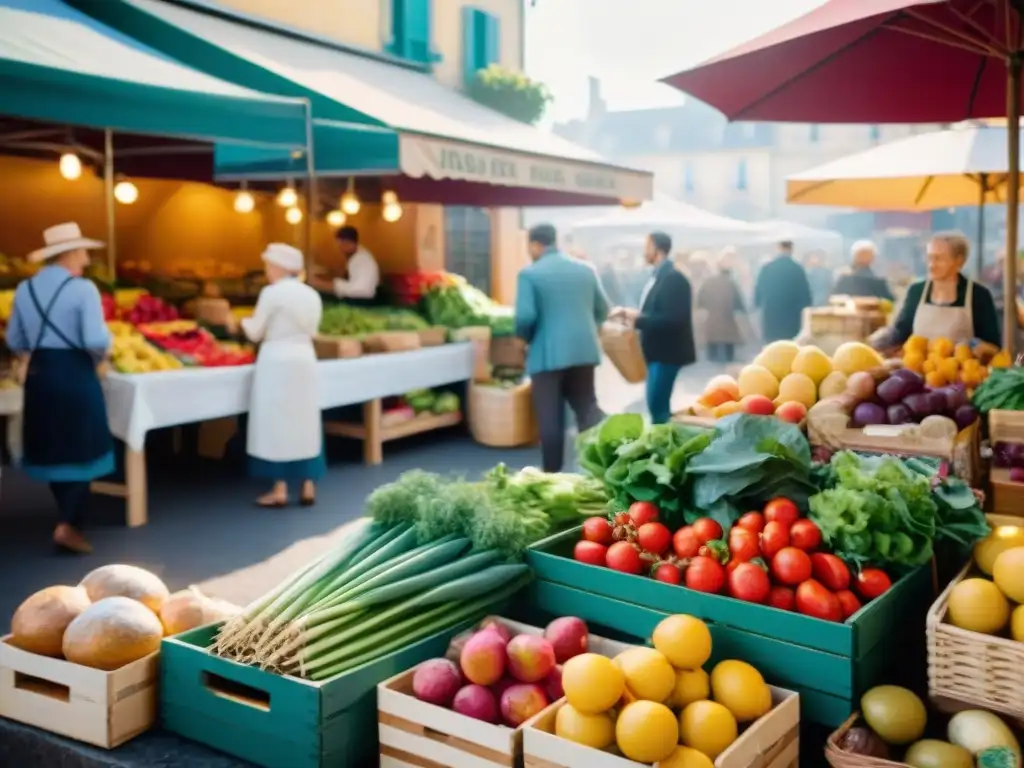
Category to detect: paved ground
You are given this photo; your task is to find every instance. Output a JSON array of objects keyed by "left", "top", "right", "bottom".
[{"left": 0, "top": 356, "right": 741, "bottom": 628}]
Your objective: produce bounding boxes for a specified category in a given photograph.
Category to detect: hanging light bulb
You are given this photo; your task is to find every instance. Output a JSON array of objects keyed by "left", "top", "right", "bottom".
[
  {"left": 114, "top": 179, "right": 139, "bottom": 205},
  {"left": 340, "top": 177, "right": 361, "bottom": 215},
  {"left": 381, "top": 190, "right": 398, "bottom": 206},
  {"left": 285, "top": 206, "right": 303, "bottom": 225},
  {"left": 59, "top": 153, "right": 82, "bottom": 180},
  {"left": 382, "top": 202, "right": 403, "bottom": 223},
  {"left": 234, "top": 190, "right": 255, "bottom": 214},
  {"left": 277, "top": 184, "right": 298, "bottom": 208},
  {"left": 326, "top": 210, "right": 346, "bottom": 228}
]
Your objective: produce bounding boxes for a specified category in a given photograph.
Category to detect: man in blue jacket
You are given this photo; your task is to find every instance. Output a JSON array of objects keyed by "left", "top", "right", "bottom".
[
  {"left": 754, "top": 240, "right": 813, "bottom": 342},
  {"left": 515, "top": 224, "right": 609, "bottom": 472}
]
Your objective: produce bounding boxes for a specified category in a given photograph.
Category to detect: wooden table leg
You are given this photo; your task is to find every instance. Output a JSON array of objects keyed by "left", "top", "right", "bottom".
[
  {"left": 363, "top": 398, "right": 383, "bottom": 466},
  {"left": 124, "top": 448, "right": 148, "bottom": 527}
]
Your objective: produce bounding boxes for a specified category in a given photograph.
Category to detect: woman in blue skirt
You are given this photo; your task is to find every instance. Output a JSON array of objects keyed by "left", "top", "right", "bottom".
[
  {"left": 237, "top": 244, "right": 325, "bottom": 507},
  {"left": 7, "top": 223, "right": 114, "bottom": 553}
]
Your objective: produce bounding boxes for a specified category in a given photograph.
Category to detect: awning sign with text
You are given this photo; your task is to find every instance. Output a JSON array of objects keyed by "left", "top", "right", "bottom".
[{"left": 400, "top": 134, "right": 654, "bottom": 201}]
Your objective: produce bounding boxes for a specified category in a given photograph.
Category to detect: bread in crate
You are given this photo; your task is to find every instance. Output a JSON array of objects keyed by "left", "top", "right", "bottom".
[{"left": 377, "top": 617, "right": 636, "bottom": 768}]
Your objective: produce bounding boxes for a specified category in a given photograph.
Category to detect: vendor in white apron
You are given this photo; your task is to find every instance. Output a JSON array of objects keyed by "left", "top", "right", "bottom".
[
  {"left": 878, "top": 231, "right": 1001, "bottom": 348},
  {"left": 241, "top": 244, "right": 325, "bottom": 508}
]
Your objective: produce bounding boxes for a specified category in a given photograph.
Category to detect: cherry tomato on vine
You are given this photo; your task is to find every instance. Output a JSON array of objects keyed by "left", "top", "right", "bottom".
[{"left": 764, "top": 498, "right": 800, "bottom": 528}]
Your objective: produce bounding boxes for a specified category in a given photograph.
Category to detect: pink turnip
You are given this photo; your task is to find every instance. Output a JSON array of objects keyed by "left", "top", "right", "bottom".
[
  {"left": 500, "top": 683, "right": 549, "bottom": 727},
  {"left": 543, "top": 666, "right": 563, "bottom": 701},
  {"left": 505, "top": 634, "right": 556, "bottom": 683},
  {"left": 543, "top": 616, "right": 588, "bottom": 663},
  {"left": 411, "top": 658, "right": 462, "bottom": 707},
  {"left": 452, "top": 684, "right": 499, "bottom": 723},
  {"left": 460, "top": 630, "right": 507, "bottom": 686},
  {"left": 478, "top": 619, "right": 512, "bottom": 645}
]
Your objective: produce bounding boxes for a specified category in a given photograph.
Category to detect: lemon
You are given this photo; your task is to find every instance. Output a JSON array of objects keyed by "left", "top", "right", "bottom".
[
  {"left": 613, "top": 647, "right": 676, "bottom": 703},
  {"left": 661, "top": 746, "right": 716, "bottom": 768},
  {"left": 554, "top": 703, "right": 614, "bottom": 749},
  {"left": 679, "top": 700, "right": 738, "bottom": 759},
  {"left": 671, "top": 667, "right": 710, "bottom": 708},
  {"left": 947, "top": 578, "right": 1010, "bottom": 635},
  {"left": 791, "top": 345, "right": 833, "bottom": 386},
  {"left": 992, "top": 547, "right": 1024, "bottom": 603},
  {"left": 711, "top": 660, "right": 773, "bottom": 723},
  {"left": 561, "top": 653, "right": 625, "bottom": 714},
  {"left": 615, "top": 701, "right": 679, "bottom": 763},
  {"left": 652, "top": 614, "right": 712, "bottom": 670},
  {"left": 1012, "top": 605, "right": 1024, "bottom": 642}
]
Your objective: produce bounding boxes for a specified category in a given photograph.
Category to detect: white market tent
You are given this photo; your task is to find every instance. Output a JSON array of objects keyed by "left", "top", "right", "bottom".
[{"left": 745, "top": 219, "right": 844, "bottom": 249}]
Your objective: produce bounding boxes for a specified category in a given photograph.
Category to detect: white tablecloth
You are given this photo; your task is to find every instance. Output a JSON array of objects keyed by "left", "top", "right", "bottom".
[{"left": 103, "top": 343, "right": 474, "bottom": 451}]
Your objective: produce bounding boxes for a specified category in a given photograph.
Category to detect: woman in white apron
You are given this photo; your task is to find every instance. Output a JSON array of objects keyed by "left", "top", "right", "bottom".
[
  {"left": 241, "top": 244, "right": 324, "bottom": 507},
  {"left": 876, "top": 231, "right": 1001, "bottom": 347}
]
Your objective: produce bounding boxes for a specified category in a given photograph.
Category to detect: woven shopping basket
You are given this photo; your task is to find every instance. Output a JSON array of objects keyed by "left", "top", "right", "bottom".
[
  {"left": 825, "top": 713, "right": 907, "bottom": 768},
  {"left": 926, "top": 558, "right": 1024, "bottom": 721},
  {"left": 468, "top": 381, "right": 538, "bottom": 448},
  {"left": 600, "top": 320, "right": 646, "bottom": 384}
]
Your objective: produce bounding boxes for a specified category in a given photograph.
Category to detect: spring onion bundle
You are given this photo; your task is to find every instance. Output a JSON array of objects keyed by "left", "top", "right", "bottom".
[{"left": 214, "top": 465, "right": 601, "bottom": 680}]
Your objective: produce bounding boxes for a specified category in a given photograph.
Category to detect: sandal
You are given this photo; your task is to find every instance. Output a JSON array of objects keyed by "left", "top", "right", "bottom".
[{"left": 53, "top": 524, "right": 93, "bottom": 555}]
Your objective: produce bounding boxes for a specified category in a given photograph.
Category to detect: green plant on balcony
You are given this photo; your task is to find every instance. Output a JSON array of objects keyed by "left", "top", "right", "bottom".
[{"left": 467, "top": 64, "right": 552, "bottom": 125}]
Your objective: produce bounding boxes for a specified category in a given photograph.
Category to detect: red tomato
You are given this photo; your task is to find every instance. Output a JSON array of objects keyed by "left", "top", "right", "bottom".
[
  {"left": 810, "top": 553, "right": 851, "bottom": 591},
  {"left": 855, "top": 569, "right": 892, "bottom": 600},
  {"left": 573, "top": 540, "right": 607, "bottom": 566},
  {"left": 771, "top": 547, "right": 813, "bottom": 586},
  {"left": 725, "top": 559, "right": 743, "bottom": 576},
  {"left": 728, "top": 562, "right": 771, "bottom": 603},
  {"left": 606, "top": 542, "right": 643, "bottom": 574},
  {"left": 672, "top": 526, "right": 701, "bottom": 558},
  {"left": 628, "top": 501, "right": 660, "bottom": 527},
  {"left": 692, "top": 518, "right": 724, "bottom": 544},
  {"left": 767, "top": 585, "right": 795, "bottom": 611},
  {"left": 582, "top": 517, "right": 613, "bottom": 545},
  {"left": 653, "top": 563, "right": 682, "bottom": 585},
  {"left": 789, "top": 520, "right": 822, "bottom": 551},
  {"left": 637, "top": 522, "right": 672, "bottom": 555},
  {"left": 764, "top": 498, "right": 800, "bottom": 528},
  {"left": 835, "top": 589, "right": 863, "bottom": 620},
  {"left": 736, "top": 512, "right": 766, "bottom": 534},
  {"left": 760, "top": 521, "right": 790, "bottom": 559},
  {"left": 685, "top": 556, "right": 725, "bottom": 594},
  {"left": 728, "top": 528, "right": 761, "bottom": 562},
  {"left": 795, "top": 579, "right": 843, "bottom": 622}
]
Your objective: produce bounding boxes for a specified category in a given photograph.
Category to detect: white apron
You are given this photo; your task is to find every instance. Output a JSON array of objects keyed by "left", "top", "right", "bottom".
[
  {"left": 912, "top": 279, "right": 975, "bottom": 343},
  {"left": 242, "top": 279, "right": 323, "bottom": 462}
]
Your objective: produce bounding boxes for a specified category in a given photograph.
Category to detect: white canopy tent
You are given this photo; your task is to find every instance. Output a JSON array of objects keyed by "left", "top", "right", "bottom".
[{"left": 745, "top": 219, "right": 844, "bottom": 250}]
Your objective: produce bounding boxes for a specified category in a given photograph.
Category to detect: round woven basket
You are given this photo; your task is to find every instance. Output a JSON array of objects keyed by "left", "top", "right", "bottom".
[
  {"left": 468, "top": 381, "right": 538, "bottom": 448},
  {"left": 825, "top": 714, "right": 908, "bottom": 768}
]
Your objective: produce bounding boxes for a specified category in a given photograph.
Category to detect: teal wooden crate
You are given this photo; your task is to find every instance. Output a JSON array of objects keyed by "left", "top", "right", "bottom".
[{"left": 160, "top": 618, "right": 482, "bottom": 768}]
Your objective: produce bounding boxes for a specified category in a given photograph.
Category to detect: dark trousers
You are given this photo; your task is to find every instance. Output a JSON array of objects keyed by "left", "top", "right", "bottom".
[
  {"left": 646, "top": 362, "right": 681, "bottom": 424},
  {"left": 706, "top": 343, "right": 736, "bottom": 363},
  {"left": 531, "top": 365, "right": 603, "bottom": 472},
  {"left": 50, "top": 481, "right": 90, "bottom": 527}
]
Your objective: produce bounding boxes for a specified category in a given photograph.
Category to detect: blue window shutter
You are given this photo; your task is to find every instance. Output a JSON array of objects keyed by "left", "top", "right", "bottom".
[
  {"left": 463, "top": 8, "right": 501, "bottom": 86},
  {"left": 462, "top": 6, "right": 479, "bottom": 84},
  {"left": 482, "top": 12, "right": 500, "bottom": 67},
  {"left": 393, "top": 0, "right": 433, "bottom": 63}
]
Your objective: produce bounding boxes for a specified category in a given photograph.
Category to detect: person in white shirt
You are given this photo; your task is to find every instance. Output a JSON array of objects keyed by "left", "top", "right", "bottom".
[{"left": 309, "top": 226, "right": 380, "bottom": 302}]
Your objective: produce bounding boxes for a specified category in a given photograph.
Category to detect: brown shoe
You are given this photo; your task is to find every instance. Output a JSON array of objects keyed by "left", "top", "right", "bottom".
[{"left": 53, "top": 523, "right": 93, "bottom": 554}]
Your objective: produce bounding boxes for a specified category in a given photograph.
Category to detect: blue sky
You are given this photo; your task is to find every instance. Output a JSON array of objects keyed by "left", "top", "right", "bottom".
[{"left": 524, "top": 0, "right": 827, "bottom": 122}]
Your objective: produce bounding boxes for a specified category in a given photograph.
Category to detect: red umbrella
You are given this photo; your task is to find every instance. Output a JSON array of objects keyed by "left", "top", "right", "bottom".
[{"left": 662, "top": 0, "right": 1023, "bottom": 353}]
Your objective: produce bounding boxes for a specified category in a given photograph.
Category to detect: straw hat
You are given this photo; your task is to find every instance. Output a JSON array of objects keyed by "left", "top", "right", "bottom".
[
  {"left": 28, "top": 222, "right": 104, "bottom": 263},
  {"left": 261, "top": 243, "right": 304, "bottom": 273}
]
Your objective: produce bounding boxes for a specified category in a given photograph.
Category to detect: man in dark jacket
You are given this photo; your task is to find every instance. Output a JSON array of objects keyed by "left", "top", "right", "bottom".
[
  {"left": 615, "top": 232, "right": 696, "bottom": 424},
  {"left": 754, "top": 240, "right": 813, "bottom": 342},
  {"left": 831, "top": 240, "right": 894, "bottom": 301}
]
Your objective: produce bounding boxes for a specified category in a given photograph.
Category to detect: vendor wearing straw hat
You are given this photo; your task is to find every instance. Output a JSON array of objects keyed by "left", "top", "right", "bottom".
[
  {"left": 240, "top": 243, "right": 325, "bottom": 507},
  {"left": 7, "top": 223, "right": 113, "bottom": 554}
]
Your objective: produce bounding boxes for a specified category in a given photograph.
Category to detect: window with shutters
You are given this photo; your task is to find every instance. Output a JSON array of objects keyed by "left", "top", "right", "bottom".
[
  {"left": 462, "top": 7, "right": 500, "bottom": 86},
  {"left": 445, "top": 207, "right": 492, "bottom": 295},
  {"left": 389, "top": 0, "right": 436, "bottom": 64}
]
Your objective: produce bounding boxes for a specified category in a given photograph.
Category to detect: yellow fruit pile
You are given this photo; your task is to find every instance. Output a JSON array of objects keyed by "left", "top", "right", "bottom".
[
  {"left": 114, "top": 289, "right": 149, "bottom": 310},
  {"left": 137, "top": 319, "right": 198, "bottom": 335},
  {"left": 107, "top": 321, "right": 183, "bottom": 374},
  {"left": 555, "top": 615, "right": 774, "bottom": 764},
  {"left": 947, "top": 526, "right": 1024, "bottom": 641},
  {"left": 901, "top": 334, "right": 1007, "bottom": 390},
  {"left": 0, "top": 290, "right": 13, "bottom": 323}
]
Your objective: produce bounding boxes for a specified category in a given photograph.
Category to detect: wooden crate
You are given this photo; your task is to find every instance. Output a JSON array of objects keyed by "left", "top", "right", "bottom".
[
  {"left": 526, "top": 528, "right": 933, "bottom": 728},
  {"left": 378, "top": 619, "right": 634, "bottom": 768},
  {"left": 0, "top": 635, "right": 158, "bottom": 749},
  {"left": 364, "top": 331, "right": 421, "bottom": 354},
  {"left": 523, "top": 688, "right": 799, "bottom": 768},
  {"left": 312, "top": 334, "right": 362, "bottom": 360},
  {"left": 989, "top": 410, "right": 1024, "bottom": 515},
  {"left": 416, "top": 327, "right": 448, "bottom": 347},
  {"left": 490, "top": 336, "right": 526, "bottom": 368}
]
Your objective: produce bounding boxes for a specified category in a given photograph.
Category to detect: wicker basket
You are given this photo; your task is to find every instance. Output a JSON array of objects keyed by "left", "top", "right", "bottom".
[
  {"left": 490, "top": 336, "right": 526, "bottom": 368},
  {"left": 926, "top": 561, "right": 1024, "bottom": 720},
  {"left": 468, "top": 381, "right": 538, "bottom": 448},
  {"left": 450, "top": 326, "right": 492, "bottom": 382},
  {"left": 363, "top": 331, "right": 421, "bottom": 354},
  {"left": 825, "top": 713, "right": 907, "bottom": 768},
  {"left": 600, "top": 321, "right": 646, "bottom": 383}
]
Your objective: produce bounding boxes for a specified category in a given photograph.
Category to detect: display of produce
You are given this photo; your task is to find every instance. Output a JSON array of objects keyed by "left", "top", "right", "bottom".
[
  {"left": 421, "top": 275, "right": 515, "bottom": 335},
  {"left": 319, "top": 303, "right": 429, "bottom": 336},
  {"left": 973, "top": 365, "right": 1024, "bottom": 414},
  {"left": 387, "top": 270, "right": 453, "bottom": 306},
  {"left": 139, "top": 322, "right": 255, "bottom": 367},
  {"left": 900, "top": 334, "right": 1008, "bottom": 387},
  {"left": 403, "top": 388, "right": 461, "bottom": 415},
  {"left": 117, "top": 293, "right": 180, "bottom": 325},
  {"left": 107, "top": 320, "right": 184, "bottom": 373}
]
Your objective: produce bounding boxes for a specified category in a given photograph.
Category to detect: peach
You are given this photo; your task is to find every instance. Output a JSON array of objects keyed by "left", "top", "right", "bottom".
[
  {"left": 500, "top": 683, "right": 549, "bottom": 727},
  {"left": 544, "top": 617, "right": 589, "bottom": 663},
  {"left": 479, "top": 619, "right": 513, "bottom": 645},
  {"left": 704, "top": 375, "right": 740, "bottom": 401},
  {"left": 460, "top": 630, "right": 507, "bottom": 686},
  {"left": 506, "top": 634, "right": 556, "bottom": 683},
  {"left": 713, "top": 401, "right": 743, "bottom": 418},
  {"left": 775, "top": 401, "right": 808, "bottom": 424},
  {"left": 544, "top": 666, "right": 564, "bottom": 700},
  {"left": 740, "top": 394, "right": 775, "bottom": 416},
  {"left": 700, "top": 388, "right": 735, "bottom": 408}
]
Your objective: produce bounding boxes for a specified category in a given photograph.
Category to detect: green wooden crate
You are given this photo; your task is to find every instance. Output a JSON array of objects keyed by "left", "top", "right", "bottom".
[
  {"left": 160, "top": 617, "right": 483, "bottom": 768},
  {"left": 526, "top": 528, "right": 932, "bottom": 727}
]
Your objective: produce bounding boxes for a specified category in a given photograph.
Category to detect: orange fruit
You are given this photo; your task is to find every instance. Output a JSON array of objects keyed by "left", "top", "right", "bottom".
[
  {"left": 929, "top": 337, "right": 955, "bottom": 358},
  {"left": 925, "top": 371, "right": 946, "bottom": 388}
]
